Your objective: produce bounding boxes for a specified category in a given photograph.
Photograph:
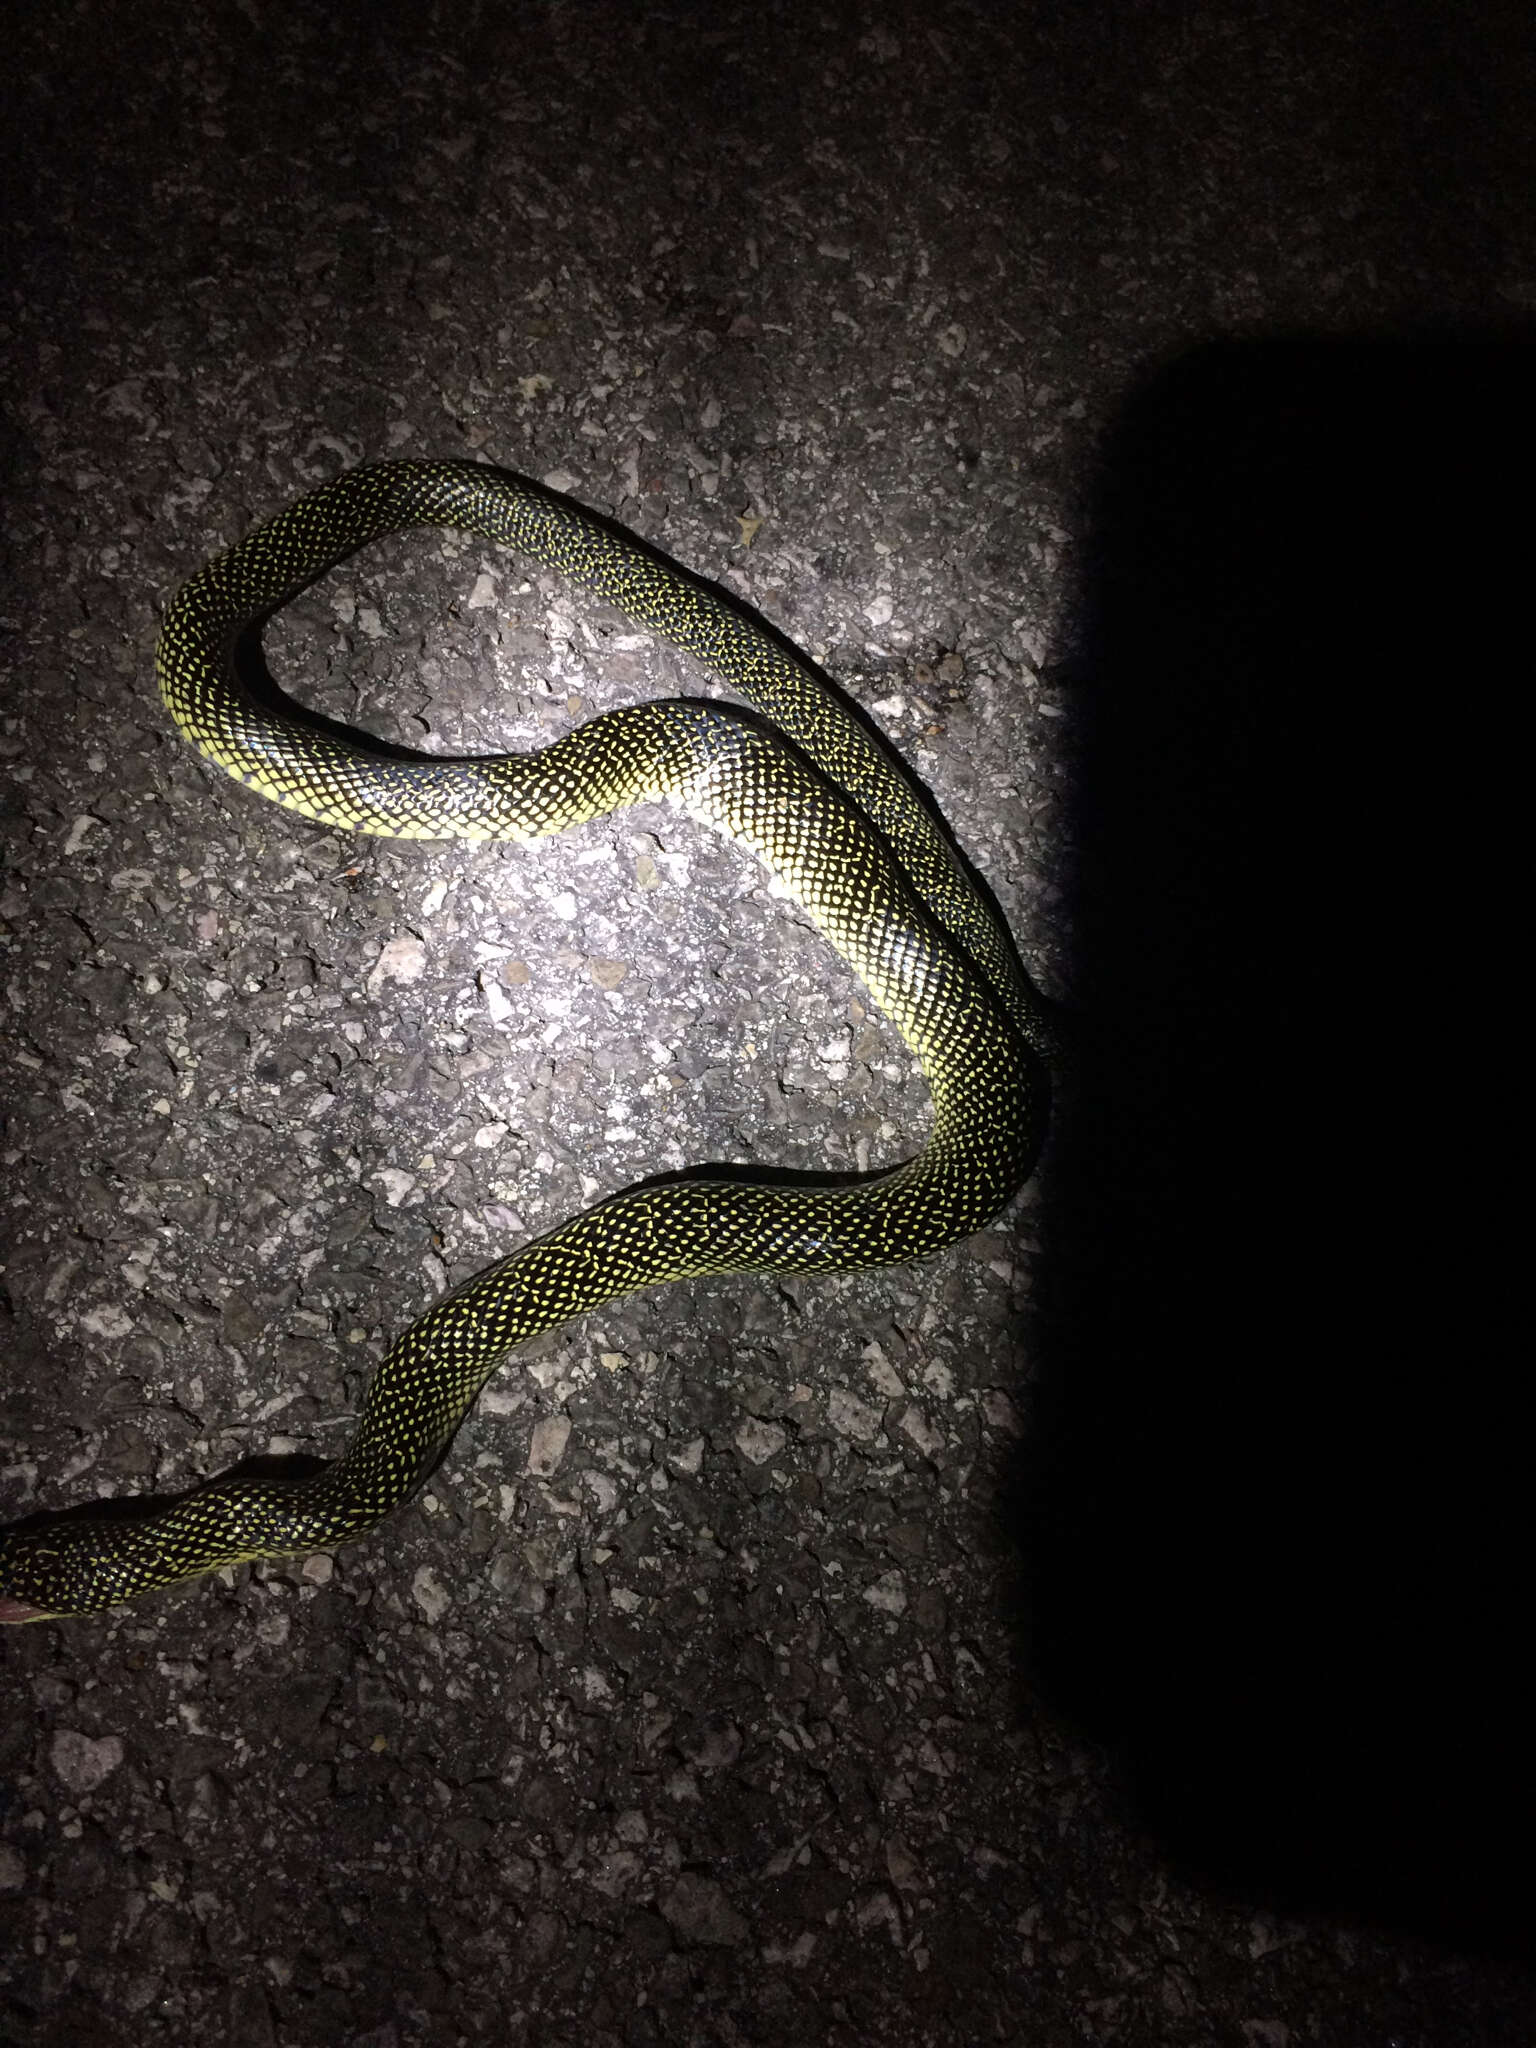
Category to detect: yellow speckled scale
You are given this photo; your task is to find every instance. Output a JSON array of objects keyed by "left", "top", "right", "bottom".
[{"left": 0, "top": 460, "right": 1054, "bottom": 1620}]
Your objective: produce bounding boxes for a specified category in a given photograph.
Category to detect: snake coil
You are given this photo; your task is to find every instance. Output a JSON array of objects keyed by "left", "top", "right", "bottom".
[{"left": 0, "top": 460, "right": 1054, "bottom": 1620}]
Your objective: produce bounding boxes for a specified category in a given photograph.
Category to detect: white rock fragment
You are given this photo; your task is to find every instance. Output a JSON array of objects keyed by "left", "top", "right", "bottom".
[
  {"left": 864, "top": 1570, "right": 908, "bottom": 1615},
  {"left": 64, "top": 816, "right": 103, "bottom": 855},
  {"left": 78, "top": 1305, "right": 134, "bottom": 1340},
  {"left": 583, "top": 1470, "right": 618, "bottom": 1515},
  {"left": 367, "top": 933, "right": 428, "bottom": 992},
  {"left": 734, "top": 1417, "right": 785, "bottom": 1466},
  {"left": 411, "top": 1566, "right": 451, "bottom": 1623},
  {"left": 481, "top": 972, "right": 514, "bottom": 1024},
  {"left": 827, "top": 1386, "right": 881, "bottom": 1442},
  {"left": 863, "top": 1343, "right": 906, "bottom": 1398},
  {"left": 920, "top": 1360, "right": 955, "bottom": 1400},
  {"left": 50, "top": 1729, "right": 124, "bottom": 1795},
  {"left": 899, "top": 1405, "right": 944, "bottom": 1458},
  {"left": 855, "top": 1886, "right": 905, "bottom": 1941},
  {"left": 527, "top": 1415, "right": 571, "bottom": 1477}
]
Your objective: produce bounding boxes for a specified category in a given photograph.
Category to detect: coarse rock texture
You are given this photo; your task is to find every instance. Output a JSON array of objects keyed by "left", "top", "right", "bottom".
[{"left": 1, "top": 3, "right": 1531, "bottom": 2046}]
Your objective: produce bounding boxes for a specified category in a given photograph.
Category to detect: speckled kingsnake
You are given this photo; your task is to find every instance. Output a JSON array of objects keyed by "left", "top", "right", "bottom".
[{"left": 0, "top": 459, "right": 1055, "bottom": 1621}]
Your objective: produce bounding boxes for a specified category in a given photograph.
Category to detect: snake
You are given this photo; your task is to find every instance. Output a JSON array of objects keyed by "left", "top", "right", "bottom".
[{"left": 0, "top": 459, "right": 1056, "bottom": 1622}]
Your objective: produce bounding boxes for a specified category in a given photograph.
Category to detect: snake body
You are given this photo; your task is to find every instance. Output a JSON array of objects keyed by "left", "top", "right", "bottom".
[{"left": 0, "top": 460, "right": 1053, "bottom": 1621}]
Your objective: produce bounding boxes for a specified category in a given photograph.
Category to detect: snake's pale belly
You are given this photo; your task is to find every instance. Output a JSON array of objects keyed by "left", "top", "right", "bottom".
[{"left": 0, "top": 460, "right": 1054, "bottom": 1621}]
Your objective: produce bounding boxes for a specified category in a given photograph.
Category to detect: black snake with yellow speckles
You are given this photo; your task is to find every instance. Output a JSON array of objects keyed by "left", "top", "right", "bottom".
[{"left": 0, "top": 460, "right": 1055, "bottom": 1621}]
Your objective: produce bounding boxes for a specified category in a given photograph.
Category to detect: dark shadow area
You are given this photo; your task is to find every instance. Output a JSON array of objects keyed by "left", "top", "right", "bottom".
[{"left": 1012, "top": 328, "right": 1534, "bottom": 1957}]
